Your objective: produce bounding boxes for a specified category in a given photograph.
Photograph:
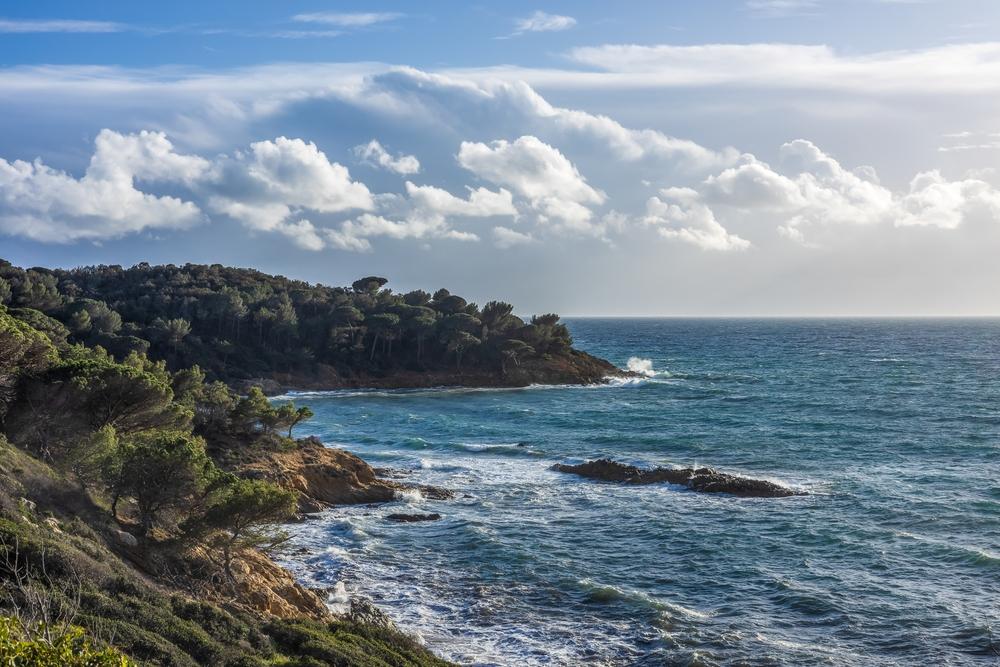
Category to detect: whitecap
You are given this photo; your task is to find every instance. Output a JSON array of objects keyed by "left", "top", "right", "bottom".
[
  {"left": 395, "top": 488, "right": 424, "bottom": 503},
  {"left": 627, "top": 356, "right": 658, "bottom": 377}
]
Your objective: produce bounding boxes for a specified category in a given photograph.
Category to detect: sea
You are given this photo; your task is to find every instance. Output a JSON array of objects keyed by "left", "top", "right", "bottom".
[{"left": 275, "top": 318, "right": 1000, "bottom": 666}]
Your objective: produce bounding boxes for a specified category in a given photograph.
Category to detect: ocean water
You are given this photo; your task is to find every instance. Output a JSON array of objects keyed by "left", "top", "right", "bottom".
[{"left": 276, "top": 319, "right": 1000, "bottom": 666}]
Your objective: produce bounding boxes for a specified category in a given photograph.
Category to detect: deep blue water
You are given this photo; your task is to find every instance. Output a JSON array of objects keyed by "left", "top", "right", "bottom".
[{"left": 277, "top": 319, "right": 1000, "bottom": 666}]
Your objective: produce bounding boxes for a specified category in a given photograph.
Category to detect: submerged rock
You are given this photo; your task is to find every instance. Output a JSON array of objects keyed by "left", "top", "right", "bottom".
[
  {"left": 386, "top": 512, "right": 442, "bottom": 523},
  {"left": 552, "top": 459, "right": 801, "bottom": 498}
]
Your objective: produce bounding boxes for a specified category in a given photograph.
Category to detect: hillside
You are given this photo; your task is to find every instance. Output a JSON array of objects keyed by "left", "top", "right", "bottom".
[
  {"left": 0, "top": 260, "right": 622, "bottom": 391},
  {"left": 0, "top": 299, "right": 454, "bottom": 665}
]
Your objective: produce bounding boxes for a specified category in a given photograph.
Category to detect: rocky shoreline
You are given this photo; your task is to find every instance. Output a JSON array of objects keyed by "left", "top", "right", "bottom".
[{"left": 234, "top": 349, "right": 631, "bottom": 396}]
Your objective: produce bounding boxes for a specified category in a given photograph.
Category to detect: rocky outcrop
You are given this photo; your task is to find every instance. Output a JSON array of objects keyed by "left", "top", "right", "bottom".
[
  {"left": 237, "top": 437, "right": 452, "bottom": 513},
  {"left": 241, "top": 350, "right": 631, "bottom": 394},
  {"left": 229, "top": 547, "right": 331, "bottom": 620},
  {"left": 387, "top": 513, "right": 441, "bottom": 523},
  {"left": 552, "top": 459, "right": 802, "bottom": 498}
]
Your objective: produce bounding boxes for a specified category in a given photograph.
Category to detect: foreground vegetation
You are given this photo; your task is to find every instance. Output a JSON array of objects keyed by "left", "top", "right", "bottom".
[{"left": 0, "top": 269, "right": 454, "bottom": 664}]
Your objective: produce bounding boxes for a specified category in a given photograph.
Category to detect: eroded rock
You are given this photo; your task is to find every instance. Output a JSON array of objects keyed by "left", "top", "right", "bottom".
[
  {"left": 552, "top": 459, "right": 801, "bottom": 498},
  {"left": 386, "top": 513, "right": 441, "bottom": 523}
]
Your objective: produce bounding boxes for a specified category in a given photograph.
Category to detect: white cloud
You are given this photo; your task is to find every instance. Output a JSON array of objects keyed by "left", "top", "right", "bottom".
[
  {"left": 0, "top": 19, "right": 124, "bottom": 33},
  {"left": 353, "top": 139, "right": 421, "bottom": 175},
  {"left": 0, "top": 130, "right": 203, "bottom": 243},
  {"left": 493, "top": 226, "right": 534, "bottom": 248},
  {"left": 457, "top": 135, "right": 608, "bottom": 235},
  {"left": 208, "top": 136, "right": 372, "bottom": 217},
  {"left": 324, "top": 181, "right": 516, "bottom": 252},
  {"left": 91, "top": 129, "right": 210, "bottom": 184},
  {"left": 545, "top": 42, "right": 1000, "bottom": 95},
  {"left": 746, "top": 0, "right": 821, "bottom": 17},
  {"left": 644, "top": 188, "right": 751, "bottom": 251},
  {"left": 512, "top": 11, "right": 576, "bottom": 35},
  {"left": 291, "top": 12, "right": 403, "bottom": 27},
  {"left": 897, "top": 171, "right": 1000, "bottom": 229},
  {"left": 664, "top": 138, "right": 1000, "bottom": 245}
]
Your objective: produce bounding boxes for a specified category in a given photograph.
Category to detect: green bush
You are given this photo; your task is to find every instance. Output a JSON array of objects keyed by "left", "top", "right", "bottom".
[{"left": 0, "top": 616, "right": 130, "bottom": 666}]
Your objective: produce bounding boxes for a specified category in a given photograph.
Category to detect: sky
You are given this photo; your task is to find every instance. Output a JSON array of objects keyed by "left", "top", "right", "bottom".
[{"left": 1, "top": 1, "right": 1000, "bottom": 316}]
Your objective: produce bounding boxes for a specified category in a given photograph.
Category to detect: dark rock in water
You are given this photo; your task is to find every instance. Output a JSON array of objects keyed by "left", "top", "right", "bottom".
[
  {"left": 551, "top": 459, "right": 801, "bottom": 498},
  {"left": 386, "top": 512, "right": 442, "bottom": 522},
  {"left": 404, "top": 484, "right": 455, "bottom": 501},
  {"left": 373, "top": 466, "right": 412, "bottom": 478}
]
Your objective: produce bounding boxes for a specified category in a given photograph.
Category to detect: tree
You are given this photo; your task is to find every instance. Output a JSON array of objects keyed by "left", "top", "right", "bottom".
[
  {"left": 192, "top": 381, "right": 236, "bottom": 436},
  {"left": 365, "top": 313, "right": 400, "bottom": 361},
  {"left": 68, "top": 300, "right": 122, "bottom": 336},
  {"left": 446, "top": 331, "right": 480, "bottom": 370},
  {"left": 402, "top": 290, "right": 431, "bottom": 307},
  {"left": 0, "top": 278, "right": 10, "bottom": 305},
  {"left": 62, "top": 425, "right": 118, "bottom": 488},
  {"left": 7, "top": 308, "right": 70, "bottom": 348},
  {"left": 351, "top": 276, "right": 388, "bottom": 294},
  {"left": 481, "top": 301, "right": 517, "bottom": 340},
  {"left": 500, "top": 339, "right": 534, "bottom": 374},
  {"left": 151, "top": 318, "right": 191, "bottom": 353},
  {"left": 0, "top": 306, "right": 57, "bottom": 412},
  {"left": 275, "top": 403, "right": 313, "bottom": 438},
  {"left": 229, "top": 387, "right": 271, "bottom": 435},
  {"left": 11, "top": 270, "right": 62, "bottom": 312},
  {"left": 4, "top": 352, "right": 189, "bottom": 461},
  {"left": 192, "top": 478, "right": 296, "bottom": 578},
  {"left": 105, "top": 431, "right": 211, "bottom": 536},
  {"left": 434, "top": 294, "right": 468, "bottom": 314}
]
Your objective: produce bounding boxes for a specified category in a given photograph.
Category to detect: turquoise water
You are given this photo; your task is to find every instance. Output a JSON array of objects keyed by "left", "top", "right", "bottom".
[{"left": 278, "top": 319, "right": 1000, "bottom": 666}]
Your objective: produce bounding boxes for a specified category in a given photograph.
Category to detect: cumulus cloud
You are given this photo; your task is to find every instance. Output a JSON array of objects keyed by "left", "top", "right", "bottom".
[
  {"left": 511, "top": 11, "right": 576, "bottom": 35},
  {"left": 493, "top": 226, "right": 535, "bottom": 248},
  {"left": 0, "top": 130, "right": 203, "bottom": 243},
  {"left": 324, "top": 181, "right": 516, "bottom": 252},
  {"left": 457, "top": 135, "right": 609, "bottom": 235},
  {"left": 667, "top": 138, "right": 1000, "bottom": 245},
  {"left": 644, "top": 188, "right": 751, "bottom": 251},
  {"left": 353, "top": 139, "right": 421, "bottom": 175},
  {"left": 0, "top": 130, "right": 379, "bottom": 250}
]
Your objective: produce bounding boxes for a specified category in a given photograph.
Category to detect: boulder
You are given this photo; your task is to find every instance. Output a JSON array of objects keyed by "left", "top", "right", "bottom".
[
  {"left": 112, "top": 529, "right": 139, "bottom": 548},
  {"left": 386, "top": 513, "right": 441, "bottom": 523},
  {"left": 552, "top": 459, "right": 801, "bottom": 498}
]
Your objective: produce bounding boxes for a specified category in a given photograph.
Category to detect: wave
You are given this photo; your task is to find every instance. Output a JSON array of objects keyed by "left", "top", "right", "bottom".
[
  {"left": 277, "top": 374, "right": 671, "bottom": 401},
  {"left": 392, "top": 438, "right": 545, "bottom": 458},
  {"left": 893, "top": 531, "right": 1000, "bottom": 568},
  {"left": 575, "top": 578, "right": 709, "bottom": 620}
]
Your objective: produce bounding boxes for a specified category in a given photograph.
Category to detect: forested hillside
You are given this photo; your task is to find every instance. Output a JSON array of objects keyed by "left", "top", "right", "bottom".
[
  {"left": 0, "top": 260, "right": 618, "bottom": 388},
  {"left": 0, "top": 285, "right": 452, "bottom": 665}
]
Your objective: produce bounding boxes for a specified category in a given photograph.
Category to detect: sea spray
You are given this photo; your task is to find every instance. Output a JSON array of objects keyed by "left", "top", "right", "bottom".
[{"left": 627, "top": 356, "right": 658, "bottom": 377}]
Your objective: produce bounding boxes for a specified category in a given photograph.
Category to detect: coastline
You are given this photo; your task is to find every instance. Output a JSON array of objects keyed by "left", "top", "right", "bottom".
[{"left": 236, "top": 350, "right": 631, "bottom": 396}]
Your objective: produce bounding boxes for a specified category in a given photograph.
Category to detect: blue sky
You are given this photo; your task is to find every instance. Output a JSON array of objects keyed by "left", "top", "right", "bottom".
[{"left": 2, "top": 1, "right": 1000, "bottom": 315}]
